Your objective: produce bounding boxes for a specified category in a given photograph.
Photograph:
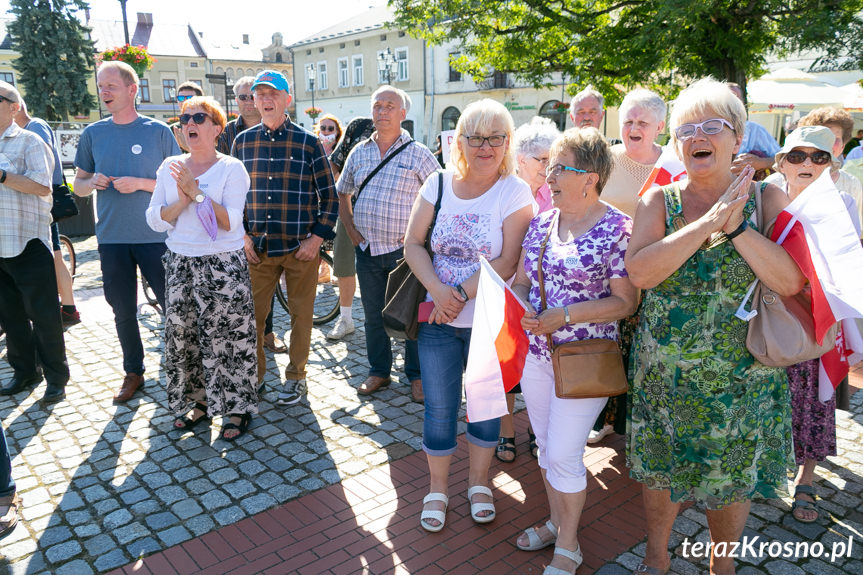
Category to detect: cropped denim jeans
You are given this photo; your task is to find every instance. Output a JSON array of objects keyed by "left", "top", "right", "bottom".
[{"left": 419, "top": 322, "right": 499, "bottom": 455}]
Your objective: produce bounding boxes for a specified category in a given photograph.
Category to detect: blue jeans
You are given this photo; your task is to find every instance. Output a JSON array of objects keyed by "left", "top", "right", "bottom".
[
  {"left": 0, "top": 239, "right": 69, "bottom": 385},
  {"left": 98, "top": 243, "right": 167, "bottom": 375},
  {"left": 0, "top": 426, "right": 13, "bottom": 497},
  {"left": 419, "top": 322, "right": 500, "bottom": 455},
  {"left": 355, "top": 246, "right": 420, "bottom": 381}
]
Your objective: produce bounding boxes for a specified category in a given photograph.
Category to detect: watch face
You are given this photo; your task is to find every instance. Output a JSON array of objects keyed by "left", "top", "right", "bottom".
[{"left": 195, "top": 194, "right": 204, "bottom": 203}]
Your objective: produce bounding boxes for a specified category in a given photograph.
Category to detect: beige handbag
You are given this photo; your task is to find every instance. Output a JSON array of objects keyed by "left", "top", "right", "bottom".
[
  {"left": 740, "top": 183, "right": 838, "bottom": 367},
  {"left": 537, "top": 215, "right": 629, "bottom": 399}
]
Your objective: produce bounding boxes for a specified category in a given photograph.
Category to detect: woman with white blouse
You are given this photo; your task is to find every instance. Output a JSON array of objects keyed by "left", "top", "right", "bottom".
[{"left": 146, "top": 96, "right": 257, "bottom": 442}]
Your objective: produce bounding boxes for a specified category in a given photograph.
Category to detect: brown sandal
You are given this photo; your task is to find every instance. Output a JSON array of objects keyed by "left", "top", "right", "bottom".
[{"left": 0, "top": 492, "right": 20, "bottom": 539}]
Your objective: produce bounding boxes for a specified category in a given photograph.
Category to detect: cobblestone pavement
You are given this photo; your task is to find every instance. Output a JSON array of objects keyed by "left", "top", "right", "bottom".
[
  {"left": 0, "top": 235, "right": 485, "bottom": 574},
  {"left": 1, "top": 235, "right": 862, "bottom": 574}
]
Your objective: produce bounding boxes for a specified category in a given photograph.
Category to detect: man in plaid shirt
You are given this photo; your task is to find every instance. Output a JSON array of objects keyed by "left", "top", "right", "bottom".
[
  {"left": 232, "top": 70, "right": 337, "bottom": 405},
  {"left": 0, "top": 81, "right": 69, "bottom": 405},
  {"left": 338, "top": 86, "right": 438, "bottom": 402}
]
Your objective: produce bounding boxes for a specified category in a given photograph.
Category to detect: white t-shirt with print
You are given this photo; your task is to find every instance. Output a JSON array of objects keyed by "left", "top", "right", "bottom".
[{"left": 419, "top": 171, "right": 535, "bottom": 327}]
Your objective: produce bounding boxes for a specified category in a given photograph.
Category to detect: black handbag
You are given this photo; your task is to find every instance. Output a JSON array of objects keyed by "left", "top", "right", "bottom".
[
  {"left": 382, "top": 171, "right": 443, "bottom": 340},
  {"left": 51, "top": 173, "right": 79, "bottom": 223}
]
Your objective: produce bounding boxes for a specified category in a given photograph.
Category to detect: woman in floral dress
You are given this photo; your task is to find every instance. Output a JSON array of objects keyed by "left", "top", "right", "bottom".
[
  {"left": 624, "top": 78, "right": 805, "bottom": 575},
  {"left": 511, "top": 127, "right": 638, "bottom": 575}
]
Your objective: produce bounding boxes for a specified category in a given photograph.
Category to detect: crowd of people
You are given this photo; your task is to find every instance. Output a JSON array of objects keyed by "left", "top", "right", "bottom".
[{"left": 0, "top": 59, "right": 861, "bottom": 575}]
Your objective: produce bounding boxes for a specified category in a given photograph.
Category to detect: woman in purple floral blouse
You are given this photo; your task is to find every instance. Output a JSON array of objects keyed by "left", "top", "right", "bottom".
[{"left": 511, "top": 127, "right": 639, "bottom": 575}]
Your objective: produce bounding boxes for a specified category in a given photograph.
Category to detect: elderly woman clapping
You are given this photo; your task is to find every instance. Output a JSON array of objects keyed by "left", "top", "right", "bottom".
[
  {"left": 625, "top": 78, "right": 805, "bottom": 575},
  {"left": 511, "top": 127, "right": 638, "bottom": 574}
]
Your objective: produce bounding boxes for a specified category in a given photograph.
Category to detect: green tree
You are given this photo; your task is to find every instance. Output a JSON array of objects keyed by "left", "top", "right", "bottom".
[
  {"left": 390, "top": 0, "right": 863, "bottom": 104},
  {"left": 8, "top": 0, "right": 95, "bottom": 121}
]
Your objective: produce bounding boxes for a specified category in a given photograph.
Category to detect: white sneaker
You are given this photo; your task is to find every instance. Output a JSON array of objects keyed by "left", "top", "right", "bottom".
[
  {"left": 326, "top": 316, "right": 355, "bottom": 340},
  {"left": 586, "top": 424, "right": 614, "bottom": 444}
]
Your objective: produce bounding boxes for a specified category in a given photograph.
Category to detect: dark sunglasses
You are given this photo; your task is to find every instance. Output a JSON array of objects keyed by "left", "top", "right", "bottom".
[
  {"left": 319, "top": 125, "right": 336, "bottom": 133},
  {"left": 236, "top": 94, "right": 253, "bottom": 102},
  {"left": 179, "top": 112, "right": 211, "bottom": 125},
  {"left": 176, "top": 94, "right": 195, "bottom": 102},
  {"left": 785, "top": 150, "right": 832, "bottom": 166}
]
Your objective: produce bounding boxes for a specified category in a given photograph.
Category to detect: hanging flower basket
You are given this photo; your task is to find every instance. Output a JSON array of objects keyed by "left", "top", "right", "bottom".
[
  {"left": 553, "top": 101, "right": 569, "bottom": 113},
  {"left": 305, "top": 106, "right": 323, "bottom": 120},
  {"left": 99, "top": 45, "right": 156, "bottom": 78}
]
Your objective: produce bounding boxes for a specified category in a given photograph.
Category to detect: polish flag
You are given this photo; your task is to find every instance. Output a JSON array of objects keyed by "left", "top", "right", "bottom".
[
  {"left": 464, "top": 257, "right": 529, "bottom": 422},
  {"left": 771, "top": 170, "right": 863, "bottom": 400},
  {"left": 638, "top": 145, "right": 687, "bottom": 196}
]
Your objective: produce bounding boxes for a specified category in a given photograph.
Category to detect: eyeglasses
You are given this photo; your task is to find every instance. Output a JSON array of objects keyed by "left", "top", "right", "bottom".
[
  {"left": 674, "top": 118, "right": 735, "bottom": 140},
  {"left": 463, "top": 134, "right": 506, "bottom": 148},
  {"left": 319, "top": 125, "right": 336, "bottom": 133},
  {"left": 176, "top": 94, "right": 195, "bottom": 103},
  {"left": 531, "top": 156, "right": 549, "bottom": 166},
  {"left": 179, "top": 112, "right": 211, "bottom": 125},
  {"left": 546, "top": 164, "right": 588, "bottom": 177},
  {"left": 236, "top": 94, "right": 253, "bottom": 102},
  {"left": 785, "top": 150, "right": 832, "bottom": 166}
]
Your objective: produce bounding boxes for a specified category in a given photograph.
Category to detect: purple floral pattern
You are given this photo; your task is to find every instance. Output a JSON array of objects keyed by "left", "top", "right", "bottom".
[
  {"left": 787, "top": 359, "right": 836, "bottom": 464},
  {"left": 523, "top": 206, "right": 631, "bottom": 361}
]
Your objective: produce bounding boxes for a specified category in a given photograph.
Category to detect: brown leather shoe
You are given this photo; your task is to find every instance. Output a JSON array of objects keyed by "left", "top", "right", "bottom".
[
  {"left": 411, "top": 379, "right": 424, "bottom": 403},
  {"left": 263, "top": 332, "right": 287, "bottom": 353},
  {"left": 0, "top": 492, "right": 20, "bottom": 539},
  {"left": 357, "top": 375, "right": 391, "bottom": 395},
  {"left": 113, "top": 373, "right": 143, "bottom": 404}
]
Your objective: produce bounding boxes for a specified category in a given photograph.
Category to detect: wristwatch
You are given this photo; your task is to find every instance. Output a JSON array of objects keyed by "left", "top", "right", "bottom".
[
  {"left": 563, "top": 306, "right": 572, "bottom": 325},
  {"left": 194, "top": 193, "right": 205, "bottom": 203}
]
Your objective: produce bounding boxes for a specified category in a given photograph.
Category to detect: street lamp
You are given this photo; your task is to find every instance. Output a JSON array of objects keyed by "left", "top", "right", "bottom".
[
  {"left": 307, "top": 63, "right": 316, "bottom": 118},
  {"left": 377, "top": 48, "right": 396, "bottom": 85},
  {"left": 169, "top": 87, "right": 176, "bottom": 118}
]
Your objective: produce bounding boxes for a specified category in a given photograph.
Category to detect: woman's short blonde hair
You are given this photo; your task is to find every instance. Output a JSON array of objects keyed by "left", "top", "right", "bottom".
[
  {"left": 181, "top": 96, "right": 227, "bottom": 132},
  {"left": 450, "top": 99, "right": 517, "bottom": 179},
  {"left": 549, "top": 127, "right": 613, "bottom": 193},
  {"left": 669, "top": 77, "right": 746, "bottom": 152}
]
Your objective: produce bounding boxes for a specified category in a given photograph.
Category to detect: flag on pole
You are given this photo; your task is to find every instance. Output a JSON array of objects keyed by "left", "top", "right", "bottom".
[
  {"left": 463, "top": 257, "right": 529, "bottom": 422},
  {"left": 638, "top": 145, "right": 687, "bottom": 196},
  {"left": 771, "top": 170, "right": 863, "bottom": 400}
]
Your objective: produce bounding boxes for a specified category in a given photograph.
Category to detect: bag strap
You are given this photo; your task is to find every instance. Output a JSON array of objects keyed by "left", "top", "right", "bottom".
[
  {"left": 537, "top": 213, "right": 557, "bottom": 352},
  {"left": 353, "top": 138, "right": 414, "bottom": 205},
  {"left": 424, "top": 170, "right": 444, "bottom": 254}
]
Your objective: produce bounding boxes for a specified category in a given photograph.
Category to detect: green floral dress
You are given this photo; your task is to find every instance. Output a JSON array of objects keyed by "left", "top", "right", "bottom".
[{"left": 627, "top": 184, "right": 793, "bottom": 509}]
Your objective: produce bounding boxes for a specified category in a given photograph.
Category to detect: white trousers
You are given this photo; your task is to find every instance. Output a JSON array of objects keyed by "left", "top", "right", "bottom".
[{"left": 521, "top": 354, "right": 608, "bottom": 493}]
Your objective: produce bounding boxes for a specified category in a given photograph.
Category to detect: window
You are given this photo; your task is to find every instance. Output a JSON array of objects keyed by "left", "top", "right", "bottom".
[
  {"left": 317, "top": 61, "right": 328, "bottom": 90},
  {"left": 275, "top": 53, "right": 283, "bottom": 63},
  {"left": 0, "top": 72, "right": 14, "bottom": 85},
  {"left": 162, "top": 79, "right": 176, "bottom": 102},
  {"left": 352, "top": 55, "right": 363, "bottom": 86},
  {"left": 395, "top": 48, "right": 408, "bottom": 82},
  {"left": 338, "top": 57, "right": 349, "bottom": 88},
  {"left": 190, "top": 62, "right": 198, "bottom": 68},
  {"left": 492, "top": 70, "right": 507, "bottom": 89},
  {"left": 442, "top": 107, "right": 460, "bottom": 131},
  {"left": 139, "top": 79, "right": 150, "bottom": 102},
  {"left": 540, "top": 100, "right": 567, "bottom": 130},
  {"left": 448, "top": 53, "right": 462, "bottom": 82}
]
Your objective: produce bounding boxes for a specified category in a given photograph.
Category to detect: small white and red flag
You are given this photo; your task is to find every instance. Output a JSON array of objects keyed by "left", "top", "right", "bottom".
[
  {"left": 772, "top": 170, "right": 863, "bottom": 400},
  {"left": 638, "top": 145, "right": 687, "bottom": 196},
  {"left": 464, "top": 257, "right": 529, "bottom": 422}
]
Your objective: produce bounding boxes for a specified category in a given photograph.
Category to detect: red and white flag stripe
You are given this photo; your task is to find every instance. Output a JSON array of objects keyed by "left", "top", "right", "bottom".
[
  {"left": 464, "top": 257, "right": 529, "bottom": 422},
  {"left": 772, "top": 170, "right": 863, "bottom": 400},
  {"left": 638, "top": 145, "right": 687, "bottom": 196}
]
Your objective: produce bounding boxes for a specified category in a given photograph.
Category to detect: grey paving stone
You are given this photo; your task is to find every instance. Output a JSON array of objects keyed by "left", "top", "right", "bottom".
[
  {"left": 185, "top": 514, "right": 216, "bottom": 536},
  {"left": 213, "top": 505, "right": 245, "bottom": 526},
  {"left": 54, "top": 560, "right": 93, "bottom": 575},
  {"left": 241, "top": 493, "right": 278, "bottom": 515},
  {"left": 145, "top": 511, "right": 179, "bottom": 530},
  {"left": 93, "top": 498, "right": 121, "bottom": 515},
  {"left": 65, "top": 510, "right": 92, "bottom": 526},
  {"left": 103, "top": 508, "right": 133, "bottom": 529},
  {"left": 200, "top": 489, "right": 231, "bottom": 510},
  {"left": 45, "top": 540, "right": 82, "bottom": 564},
  {"left": 140, "top": 471, "right": 172, "bottom": 488},
  {"left": 210, "top": 467, "right": 239, "bottom": 484},
  {"left": 154, "top": 485, "right": 186, "bottom": 505},
  {"left": 764, "top": 560, "right": 806, "bottom": 575},
  {"left": 84, "top": 533, "right": 117, "bottom": 556},
  {"left": 171, "top": 498, "right": 203, "bottom": 519},
  {"left": 131, "top": 499, "right": 161, "bottom": 515},
  {"left": 39, "top": 526, "right": 73, "bottom": 547},
  {"left": 74, "top": 524, "right": 101, "bottom": 538},
  {"left": 157, "top": 525, "right": 192, "bottom": 546},
  {"left": 119, "top": 487, "right": 149, "bottom": 505},
  {"left": 126, "top": 537, "right": 161, "bottom": 558},
  {"left": 80, "top": 484, "right": 110, "bottom": 503},
  {"left": 113, "top": 522, "right": 150, "bottom": 545},
  {"left": 94, "top": 548, "right": 129, "bottom": 572},
  {"left": 56, "top": 491, "right": 85, "bottom": 511}
]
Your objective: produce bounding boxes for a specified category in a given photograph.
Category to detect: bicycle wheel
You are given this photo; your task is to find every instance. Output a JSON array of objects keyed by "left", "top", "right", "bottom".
[
  {"left": 140, "top": 274, "right": 162, "bottom": 314},
  {"left": 274, "top": 250, "right": 340, "bottom": 326},
  {"left": 58, "top": 234, "right": 76, "bottom": 281}
]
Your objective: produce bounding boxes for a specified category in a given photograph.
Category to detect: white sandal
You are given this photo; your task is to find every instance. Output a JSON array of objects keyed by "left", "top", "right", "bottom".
[
  {"left": 517, "top": 519, "right": 558, "bottom": 551},
  {"left": 467, "top": 485, "right": 496, "bottom": 524},
  {"left": 420, "top": 493, "right": 448, "bottom": 532},
  {"left": 543, "top": 545, "right": 583, "bottom": 575}
]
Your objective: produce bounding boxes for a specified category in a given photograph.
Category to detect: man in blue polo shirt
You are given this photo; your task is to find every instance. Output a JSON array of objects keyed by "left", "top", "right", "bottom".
[{"left": 74, "top": 61, "right": 180, "bottom": 404}]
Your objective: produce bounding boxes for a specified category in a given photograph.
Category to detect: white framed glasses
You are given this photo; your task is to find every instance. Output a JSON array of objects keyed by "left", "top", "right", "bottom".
[{"left": 674, "top": 118, "right": 735, "bottom": 140}]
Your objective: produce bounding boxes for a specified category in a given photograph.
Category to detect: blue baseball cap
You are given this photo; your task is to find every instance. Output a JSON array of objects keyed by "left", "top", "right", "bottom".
[{"left": 252, "top": 70, "right": 290, "bottom": 94}]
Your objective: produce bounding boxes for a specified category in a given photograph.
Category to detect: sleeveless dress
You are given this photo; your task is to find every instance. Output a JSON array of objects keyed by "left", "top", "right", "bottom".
[{"left": 626, "top": 183, "right": 794, "bottom": 509}]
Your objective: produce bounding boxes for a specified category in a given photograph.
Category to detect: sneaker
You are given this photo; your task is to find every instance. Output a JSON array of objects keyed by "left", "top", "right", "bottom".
[
  {"left": 276, "top": 379, "right": 307, "bottom": 405},
  {"left": 326, "top": 316, "right": 355, "bottom": 340},
  {"left": 61, "top": 308, "right": 81, "bottom": 327},
  {"left": 586, "top": 424, "right": 614, "bottom": 444}
]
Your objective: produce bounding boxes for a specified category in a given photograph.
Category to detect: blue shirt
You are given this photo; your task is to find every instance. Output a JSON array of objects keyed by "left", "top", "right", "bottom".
[
  {"left": 24, "top": 118, "right": 62, "bottom": 187},
  {"left": 740, "top": 120, "right": 780, "bottom": 157}
]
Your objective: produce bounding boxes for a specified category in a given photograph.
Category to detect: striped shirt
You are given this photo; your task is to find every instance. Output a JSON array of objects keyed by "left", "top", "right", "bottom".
[
  {"left": 337, "top": 130, "right": 439, "bottom": 255},
  {"left": 232, "top": 116, "right": 337, "bottom": 255},
  {"left": 0, "top": 122, "right": 54, "bottom": 258}
]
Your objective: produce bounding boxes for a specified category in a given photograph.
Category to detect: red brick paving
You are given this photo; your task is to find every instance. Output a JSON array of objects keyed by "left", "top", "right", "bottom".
[
  {"left": 109, "top": 411, "right": 644, "bottom": 575},
  {"left": 111, "top": 373, "right": 863, "bottom": 575}
]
